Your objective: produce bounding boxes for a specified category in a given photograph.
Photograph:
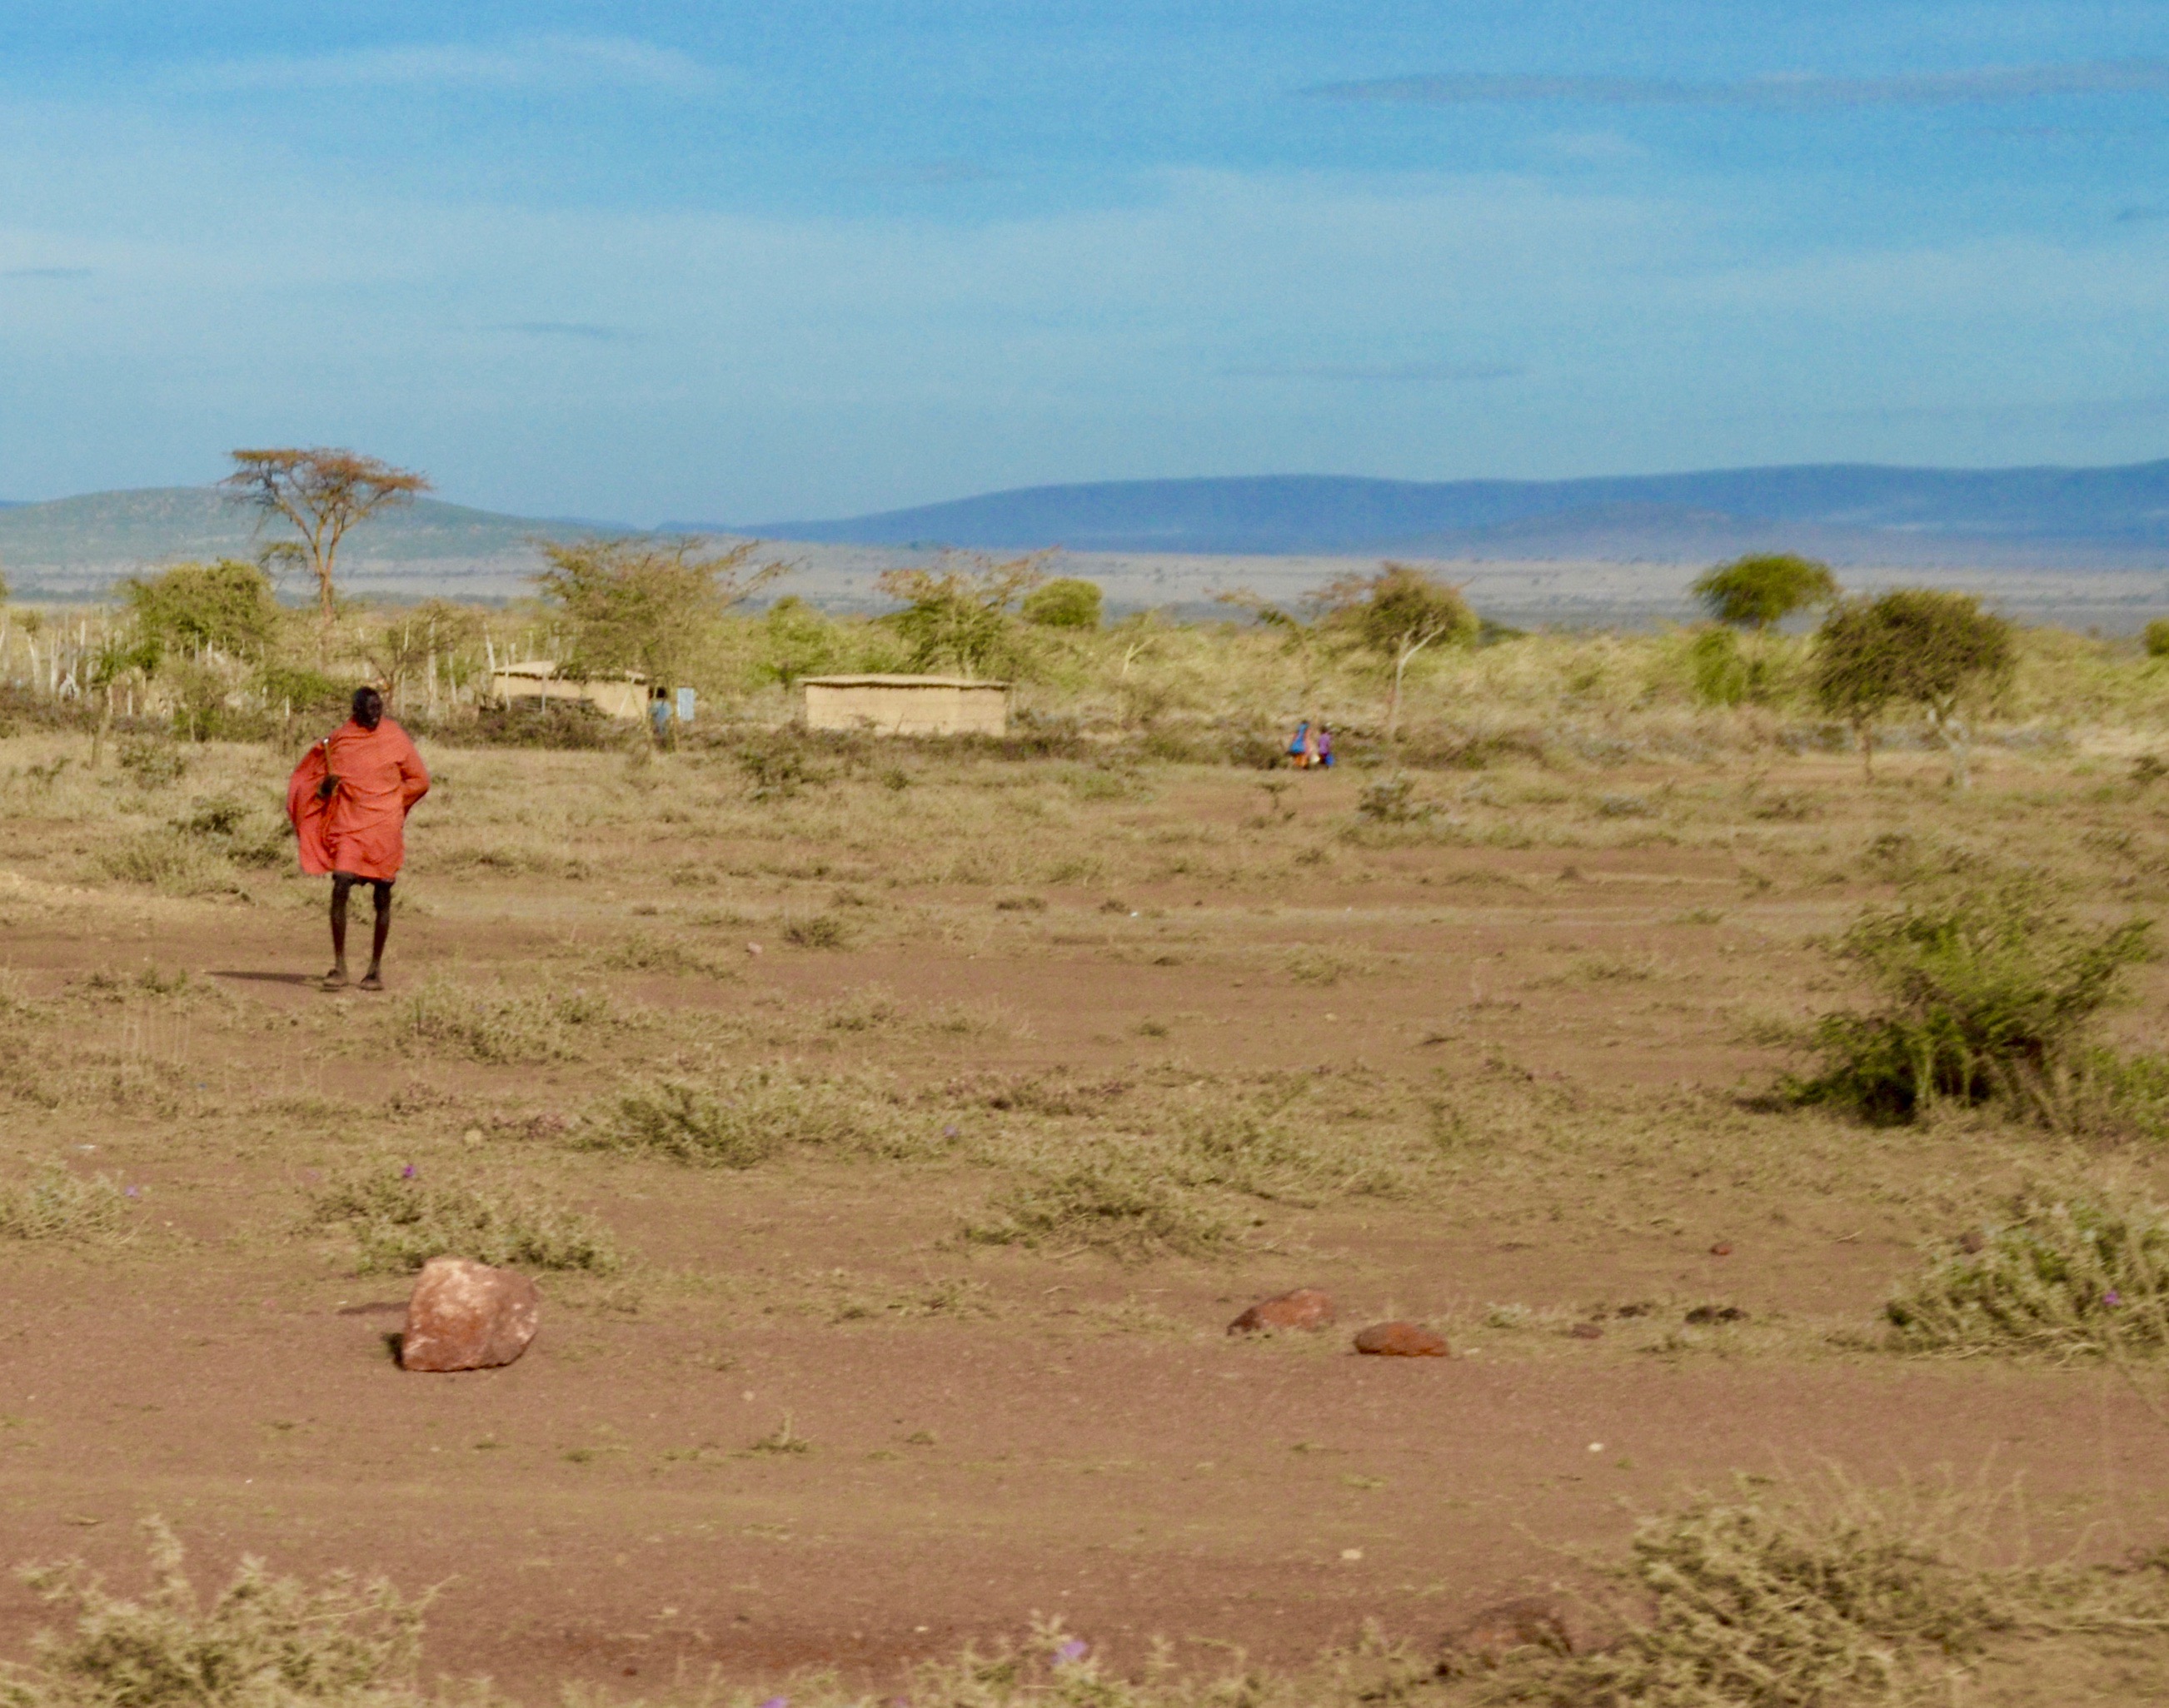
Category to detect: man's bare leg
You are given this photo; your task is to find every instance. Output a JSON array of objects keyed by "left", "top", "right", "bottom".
[
  {"left": 326, "top": 874, "right": 355, "bottom": 988},
  {"left": 360, "top": 881, "right": 394, "bottom": 991}
]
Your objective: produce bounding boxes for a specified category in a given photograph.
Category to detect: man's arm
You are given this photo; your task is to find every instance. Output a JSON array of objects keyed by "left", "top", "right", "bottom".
[{"left": 396, "top": 734, "right": 431, "bottom": 812}]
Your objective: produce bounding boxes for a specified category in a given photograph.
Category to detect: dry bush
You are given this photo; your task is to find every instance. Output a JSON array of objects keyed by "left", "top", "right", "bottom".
[
  {"left": 382, "top": 978, "right": 626, "bottom": 1064},
  {"left": 963, "top": 1152, "right": 1237, "bottom": 1261},
  {"left": 781, "top": 913, "right": 851, "bottom": 949},
  {"left": 91, "top": 830, "right": 241, "bottom": 898},
  {"left": 592, "top": 1070, "right": 931, "bottom": 1168},
  {"left": 1885, "top": 1180, "right": 2169, "bottom": 1358},
  {"left": 2, "top": 1517, "right": 424, "bottom": 1708},
  {"left": 0, "top": 1166, "right": 132, "bottom": 1243},
  {"left": 596, "top": 931, "right": 740, "bottom": 980},
  {"left": 1494, "top": 1470, "right": 2169, "bottom": 1706},
  {"left": 302, "top": 1164, "right": 620, "bottom": 1274}
]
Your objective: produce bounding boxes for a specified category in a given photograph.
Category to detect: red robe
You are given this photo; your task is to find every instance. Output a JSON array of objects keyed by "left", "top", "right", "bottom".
[{"left": 287, "top": 718, "right": 431, "bottom": 881}]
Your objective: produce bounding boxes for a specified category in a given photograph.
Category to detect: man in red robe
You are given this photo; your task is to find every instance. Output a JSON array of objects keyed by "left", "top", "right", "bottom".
[{"left": 287, "top": 687, "right": 431, "bottom": 990}]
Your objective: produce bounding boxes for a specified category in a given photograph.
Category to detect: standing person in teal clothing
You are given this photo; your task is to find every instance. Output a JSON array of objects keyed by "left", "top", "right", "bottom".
[{"left": 1286, "top": 720, "right": 1313, "bottom": 768}]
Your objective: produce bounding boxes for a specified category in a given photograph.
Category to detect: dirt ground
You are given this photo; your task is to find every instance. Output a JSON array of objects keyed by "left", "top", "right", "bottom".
[{"left": 2, "top": 735, "right": 2167, "bottom": 1699}]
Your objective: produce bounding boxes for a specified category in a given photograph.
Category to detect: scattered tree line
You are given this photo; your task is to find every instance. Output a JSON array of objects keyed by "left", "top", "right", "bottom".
[{"left": 0, "top": 447, "right": 2147, "bottom": 779}]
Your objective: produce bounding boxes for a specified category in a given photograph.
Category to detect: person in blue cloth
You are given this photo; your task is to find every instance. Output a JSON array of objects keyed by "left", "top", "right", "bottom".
[{"left": 1286, "top": 719, "right": 1312, "bottom": 768}]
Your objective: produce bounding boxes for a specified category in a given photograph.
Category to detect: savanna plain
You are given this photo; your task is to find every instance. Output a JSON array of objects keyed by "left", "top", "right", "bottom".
[{"left": 8, "top": 620, "right": 2169, "bottom": 1708}]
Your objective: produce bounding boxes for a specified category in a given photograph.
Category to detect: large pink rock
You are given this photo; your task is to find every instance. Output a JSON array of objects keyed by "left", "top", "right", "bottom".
[
  {"left": 1353, "top": 1320, "right": 1449, "bottom": 1358},
  {"left": 401, "top": 1257, "right": 540, "bottom": 1372},
  {"left": 1227, "top": 1287, "right": 1335, "bottom": 1335}
]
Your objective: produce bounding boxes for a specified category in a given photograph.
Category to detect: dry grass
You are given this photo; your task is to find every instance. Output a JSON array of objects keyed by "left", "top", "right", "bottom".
[
  {"left": 0, "top": 1165, "right": 134, "bottom": 1243},
  {"left": 382, "top": 978, "right": 632, "bottom": 1064},
  {"left": 14, "top": 628, "right": 2169, "bottom": 1699},
  {"left": 302, "top": 1163, "right": 621, "bottom": 1274},
  {"left": 1885, "top": 1179, "right": 2169, "bottom": 1358},
  {"left": 1486, "top": 1468, "right": 2169, "bottom": 1706},
  {"left": 2, "top": 1518, "right": 423, "bottom": 1708}
]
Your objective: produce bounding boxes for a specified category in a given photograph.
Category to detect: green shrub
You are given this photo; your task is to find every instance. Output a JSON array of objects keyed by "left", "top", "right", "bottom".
[
  {"left": 2147, "top": 618, "right": 2169, "bottom": 659},
  {"left": 1788, "top": 879, "right": 2152, "bottom": 1127},
  {"left": 115, "top": 739, "right": 187, "bottom": 789},
  {"left": 752, "top": 595, "right": 842, "bottom": 688},
  {"left": 7, "top": 1517, "right": 422, "bottom": 1708},
  {"left": 303, "top": 1165, "right": 620, "bottom": 1274},
  {"left": 1688, "top": 625, "right": 1754, "bottom": 706},
  {"left": 461, "top": 701, "right": 625, "bottom": 750},
  {"left": 1020, "top": 577, "right": 1103, "bottom": 630},
  {"left": 1691, "top": 552, "right": 1838, "bottom": 630},
  {"left": 1884, "top": 1182, "right": 2169, "bottom": 1357}
]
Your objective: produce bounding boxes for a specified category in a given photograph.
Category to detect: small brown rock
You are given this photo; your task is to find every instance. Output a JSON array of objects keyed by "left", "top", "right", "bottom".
[
  {"left": 401, "top": 1256, "right": 540, "bottom": 1372},
  {"left": 1957, "top": 1228, "right": 1987, "bottom": 1253},
  {"left": 1568, "top": 1321, "right": 1603, "bottom": 1340},
  {"left": 1441, "top": 1596, "right": 1574, "bottom": 1672},
  {"left": 1710, "top": 1242, "right": 1733, "bottom": 1257},
  {"left": 1227, "top": 1287, "right": 1335, "bottom": 1335},
  {"left": 1353, "top": 1320, "right": 1449, "bottom": 1357}
]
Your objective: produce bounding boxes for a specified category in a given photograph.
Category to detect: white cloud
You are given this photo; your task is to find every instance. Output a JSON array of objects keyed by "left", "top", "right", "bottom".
[
  {"left": 173, "top": 34, "right": 715, "bottom": 96},
  {"left": 1309, "top": 59, "right": 2169, "bottom": 110}
]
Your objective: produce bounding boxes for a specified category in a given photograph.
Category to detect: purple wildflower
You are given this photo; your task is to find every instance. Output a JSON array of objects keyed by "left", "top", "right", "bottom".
[
  {"left": 759, "top": 1696, "right": 788, "bottom": 1708},
  {"left": 2106, "top": 1290, "right": 2124, "bottom": 1307},
  {"left": 943, "top": 1125, "right": 960, "bottom": 1139},
  {"left": 1054, "top": 1639, "right": 1088, "bottom": 1666},
  {"left": 124, "top": 1186, "right": 141, "bottom": 1199},
  {"left": 401, "top": 1164, "right": 418, "bottom": 1179}
]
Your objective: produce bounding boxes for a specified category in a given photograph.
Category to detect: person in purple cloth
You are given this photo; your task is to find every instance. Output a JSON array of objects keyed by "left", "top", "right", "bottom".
[{"left": 1315, "top": 725, "right": 1334, "bottom": 767}]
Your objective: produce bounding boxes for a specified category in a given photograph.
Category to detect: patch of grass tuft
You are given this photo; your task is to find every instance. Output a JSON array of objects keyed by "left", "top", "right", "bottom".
[
  {"left": 92, "top": 830, "right": 240, "bottom": 898},
  {"left": 384, "top": 978, "right": 625, "bottom": 1064},
  {"left": 0, "top": 1166, "right": 132, "bottom": 1243},
  {"left": 781, "top": 914, "right": 851, "bottom": 949},
  {"left": 9, "top": 1516, "right": 424, "bottom": 1708},
  {"left": 303, "top": 1165, "right": 621, "bottom": 1273},
  {"left": 592, "top": 1070, "right": 923, "bottom": 1168},
  {"left": 1504, "top": 1470, "right": 2169, "bottom": 1704},
  {"left": 1884, "top": 1181, "right": 2169, "bottom": 1358},
  {"left": 965, "top": 1154, "right": 1235, "bottom": 1260}
]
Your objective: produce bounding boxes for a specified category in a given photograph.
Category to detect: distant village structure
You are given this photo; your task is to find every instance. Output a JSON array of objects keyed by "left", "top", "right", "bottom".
[
  {"left": 802, "top": 674, "right": 1010, "bottom": 737},
  {"left": 487, "top": 660, "right": 646, "bottom": 720}
]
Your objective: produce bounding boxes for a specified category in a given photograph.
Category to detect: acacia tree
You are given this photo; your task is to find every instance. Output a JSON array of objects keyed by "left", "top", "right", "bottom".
[
  {"left": 222, "top": 448, "right": 431, "bottom": 657},
  {"left": 537, "top": 538, "right": 787, "bottom": 716},
  {"left": 1812, "top": 590, "right": 2014, "bottom": 787},
  {"left": 1319, "top": 562, "right": 1477, "bottom": 740},
  {"left": 875, "top": 552, "right": 1049, "bottom": 678},
  {"left": 1020, "top": 577, "right": 1104, "bottom": 630},
  {"left": 1691, "top": 553, "right": 1838, "bottom": 631},
  {"left": 1212, "top": 588, "right": 1333, "bottom": 700}
]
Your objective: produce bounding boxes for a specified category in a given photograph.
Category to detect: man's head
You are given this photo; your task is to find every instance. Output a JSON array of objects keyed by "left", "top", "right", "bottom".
[{"left": 352, "top": 687, "right": 384, "bottom": 730}]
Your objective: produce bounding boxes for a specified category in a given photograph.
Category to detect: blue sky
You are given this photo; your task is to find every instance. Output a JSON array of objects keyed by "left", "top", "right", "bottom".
[{"left": 4, "top": 2, "right": 2169, "bottom": 522}]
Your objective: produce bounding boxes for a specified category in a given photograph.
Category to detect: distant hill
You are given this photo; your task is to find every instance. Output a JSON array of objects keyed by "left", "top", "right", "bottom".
[
  {"left": 0, "top": 488, "right": 626, "bottom": 598},
  {"left": 711, "top": 461, "right": 2169, "bottom": 566}
]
